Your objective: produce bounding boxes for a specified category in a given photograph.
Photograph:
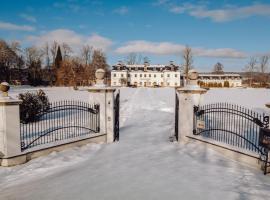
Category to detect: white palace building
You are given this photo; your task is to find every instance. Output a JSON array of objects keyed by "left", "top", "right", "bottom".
[
  {"left": 197, "top": 73, "right": 242, "bottom": 87},
  {"left": 111, "top": 61, "right": 242, "bottom": 88},
  {"left": 111, "top": 61, "right": 181, "bottom": 87}
]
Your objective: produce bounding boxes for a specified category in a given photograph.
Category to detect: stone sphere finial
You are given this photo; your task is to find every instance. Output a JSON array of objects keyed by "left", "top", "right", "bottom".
[
  {"left": 95, "top": 68, "right": 106, "bottom": 86},
  {"left": 188, "top": 69, "right": 199, "bottom": 80},
  {"left": 0, "top": 82, "right": 10, "bottom": 97},
  {"left": 95, "top": 68, "right": 106, "bottom": 80}
]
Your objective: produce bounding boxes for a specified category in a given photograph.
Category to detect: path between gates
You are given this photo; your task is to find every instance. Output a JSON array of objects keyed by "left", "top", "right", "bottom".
[{"left": 0, "top": 88, "right": 270, "bottom": 200}]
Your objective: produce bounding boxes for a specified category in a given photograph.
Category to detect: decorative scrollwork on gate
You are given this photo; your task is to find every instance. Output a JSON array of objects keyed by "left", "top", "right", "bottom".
[
  {"left": 20, "top": 101, "right": 100, "bottom": 151},
  {"left": 193, "top": 103, "right": 269, "bottom": 154}
]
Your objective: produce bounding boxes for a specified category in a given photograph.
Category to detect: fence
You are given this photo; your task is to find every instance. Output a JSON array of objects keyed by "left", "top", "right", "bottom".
[
  {"left": 193, "top": 103, "right": 269, "bottom": 155},
  {"left": 20, "top": 101, "right": 100, "bottom": 151}
]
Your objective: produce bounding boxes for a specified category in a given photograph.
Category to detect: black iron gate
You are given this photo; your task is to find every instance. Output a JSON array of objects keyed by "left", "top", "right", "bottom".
[
  {"left": 20, "top": 101, "right": 100, "bottom": 151},
  {"left": 114, "top": 92, "right": 120, "bottom": 141},
  {"left": 175, "top": 93, "right": 179, "bottom": 141},
  {"left": 193, "top": 103, "right": 270, "bottom": 173}
]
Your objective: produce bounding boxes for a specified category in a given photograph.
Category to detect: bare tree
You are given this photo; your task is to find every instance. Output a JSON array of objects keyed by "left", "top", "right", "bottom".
[
  {"left": 56, "top": 58, "right": 86, "bottom": 87},
  {"left": 125, "top": 53, "right": 143, "bottom": 65},
  {"left": 245, "top": 56, "right": 257, "bottom": 87},
  {"left": 0, "top": 40, "right": 22, "bottom": 82},
  {"left": 50, "top": 41, "right": 58, "bottom": 65},
  {"left": 258, "top": 55, "right": 269, "bottom": 85},
  {"left": 81, "top": 45, "right": 93, "bottom": 65},
  {"left": 125, "top": 53, "right": 137, "bottom": 65},
  {"left": 10, "top": 41, "right": 22, "bottom": 55},
  {"left": 213, "top": 62, "right": 224, "bottom": 74},
  {"left": 143, "top": 56, "right": 150, "bottom": 63},
  {"left": 62, "top": 43, "right": 73, "bottom": 60},
  {"left": 25, "top": 47, "right": 43, "bottom": 65},
  {"left": 9, "top": 41, "right": 24, "bottom": 81},
  {"left": 182, "top": 45, "right": 193, "bottom": 78},
  {"left": 259, "top": 55, "right": 269, "bottom": 73},
  {"left": 42, "top": 42, "right": 50, "bottom": 68},
  {"left": 91, "top": 49, "right": 108, "bottom": 70},
  {"left": 24, "top": 46, "right": 43, "bottom": 85}
]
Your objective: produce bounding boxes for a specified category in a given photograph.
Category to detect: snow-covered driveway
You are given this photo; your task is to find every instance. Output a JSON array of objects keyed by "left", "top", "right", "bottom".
[{"left": 0, "top": 88, "right": 270, "bottom": 200}]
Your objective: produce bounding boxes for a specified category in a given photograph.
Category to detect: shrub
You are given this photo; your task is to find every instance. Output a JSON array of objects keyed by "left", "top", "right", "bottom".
[
  {"left": 19, "top": 90, "right": 50, "bottom": 123},
  {"left": 224, "top": 81, "right": 230, "bottom": 87}
]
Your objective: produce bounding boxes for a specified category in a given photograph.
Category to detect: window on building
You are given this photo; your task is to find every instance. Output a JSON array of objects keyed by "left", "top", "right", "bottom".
[
  {"left": 140, "top": 82, "right": 142, "bottom": 86},
  {"left": 114, "top": 82, "right": 116, "bottom": 85},
  {"left": 135, "top": 74, "right": 137, "bottom": 77},
  {"left": 167, "top": 82, "right": 170, "bottom": 86},
  {"left": 144, "top": 74, "right": 146, "bottom": 77},
  {"left": 121, "top": 74, "right": 124, "bottom": 78},
  {"left": 175, "top": 74, "right": 177, "bottom": 78},
  {"left": 113, "top": 74, "right": 116, "bottom": 77},
  {"left": 128, "top": 74, "right": 130, "bottom": 77},
  {"left": 167, "top": 74, "right": 170, "bottom": 78},
  {"left": 149, "top": 74, "right": 151, "bottom": 77},
  {"left": 140, "top": 74, "right": 142, "bottom": 77},
  {"left": 161, "top": 74, "right": 163, "bottom": 78},
  {"left": 154, "top": 74, "right": 156, "bottom": 78},
  {"left": 175, "top": 82, "right": 178, "bottom": 86}
]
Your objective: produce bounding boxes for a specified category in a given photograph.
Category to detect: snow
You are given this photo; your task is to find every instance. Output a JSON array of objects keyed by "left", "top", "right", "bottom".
[
  {"left": 203, "top": 88, "right": 270, "bottom": 114},
  {"left": 0, "top": 87, "right": 270, "bottom": 200}
]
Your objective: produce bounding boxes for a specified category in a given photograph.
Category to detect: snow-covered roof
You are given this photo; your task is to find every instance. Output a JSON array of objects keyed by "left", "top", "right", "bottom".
[
  {"left": 199, "top": 73, "right": 241, "bottom": 77},
  {"left": 125, "top": 64, "right": 167, "bottom": 68}
]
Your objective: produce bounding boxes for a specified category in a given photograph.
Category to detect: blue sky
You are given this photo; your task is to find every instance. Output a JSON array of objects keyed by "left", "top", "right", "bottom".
[{"left": 0, "top": 0, "right": 270, "bottom": 71}]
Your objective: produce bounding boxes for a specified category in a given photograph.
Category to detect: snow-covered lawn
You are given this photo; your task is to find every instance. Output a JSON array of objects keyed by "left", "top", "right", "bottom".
[
  {"left": 0, "top": 87, "right": 270, "bottom": 200},
  {"left": 203, "top": 88, "right": 270, "bottom": 114}
]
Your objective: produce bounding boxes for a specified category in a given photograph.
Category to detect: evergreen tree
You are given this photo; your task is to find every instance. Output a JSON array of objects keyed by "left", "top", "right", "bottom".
[{"left": 55, "top": 46, "right": 62, "bottom": 69}]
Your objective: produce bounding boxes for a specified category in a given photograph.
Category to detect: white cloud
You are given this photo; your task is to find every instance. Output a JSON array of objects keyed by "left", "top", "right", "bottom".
[
  {"left": 169, "top": 6, "right": 186, "bottom": 14},
  {"left": 192, "top": 47, "right": 247, "bottom": 58},
  {"left": 86, "top": 34, "right": 113, "bottom": 51},
  {"left": 0, "top": 21, "right": 35, "bottom": 31},
  {"left": 153, "top": 0, "right": 170, "bottom": 6},
  {"left": 189, "top": 4, "right": 270, "bottom": 22},
  {"left": 115, "top": 40, "right": 246, "bottom": 58},
  {"left": 26, "top": 29, "right": 113, "bottom": 52},
  {"left": 113, "top": 6, "right": 129, "bottom": 15},
  {"left": 165, "top": 2, "right": 270, "bottom": 22},
  {"left": 20, "top": 14, "right": 37, "bottom": 23},
  {"left": 53, "top": 2, "right": 81, "bottom": 12},
  {"left": 115, "top": 41, "right": 184, "bottom": 55}
]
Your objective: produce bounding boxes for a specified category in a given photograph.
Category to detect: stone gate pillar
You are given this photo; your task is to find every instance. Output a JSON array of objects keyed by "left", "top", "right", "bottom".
[
  {"left": 0, "top": 82, "right": 26, "bottom": 166},
  {"left": 176, "top": 70, "right": 207, "bottom": 142},
  {"left": 88, "top": 69, "right": 118, "bottom": 143}
]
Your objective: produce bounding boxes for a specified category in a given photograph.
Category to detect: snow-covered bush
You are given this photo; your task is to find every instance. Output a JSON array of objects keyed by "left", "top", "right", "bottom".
[{"left": 19, "top": 90, "right": 50, "bottom": 123}]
